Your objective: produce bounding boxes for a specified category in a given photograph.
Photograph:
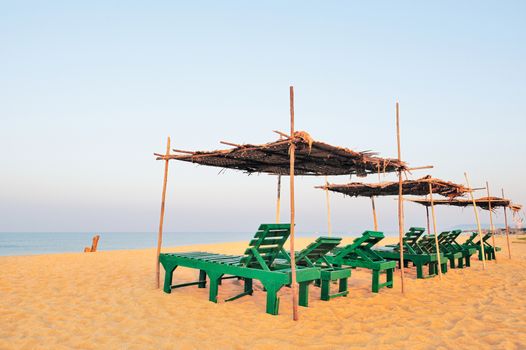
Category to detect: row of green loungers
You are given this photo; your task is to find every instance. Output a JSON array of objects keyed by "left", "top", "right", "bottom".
[
  {"left": 160, "top": 224, "right": 499, "bottom": 315},
  {"left": 374, "top": 227, "right": 448, "bottom": 279},
  {"left": 160, "top": 224, "right": 396, "bottom": 315}
]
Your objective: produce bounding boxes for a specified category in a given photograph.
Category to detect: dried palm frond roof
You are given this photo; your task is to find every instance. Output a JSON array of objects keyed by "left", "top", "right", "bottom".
[
  {"left": 510, "top": 203, "right": 523, "bottom": 212},
  {"left": 156, "top": 131, "right": 407, "bottom": 176},
  {"left": 316, "top": 175, "right": 469, "bottom": 198},
  {"left": 406, "top": 196, "right": 514, "bottom": 211}
]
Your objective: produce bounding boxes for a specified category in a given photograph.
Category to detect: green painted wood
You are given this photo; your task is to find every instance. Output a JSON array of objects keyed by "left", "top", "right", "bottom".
[
  {"left": 159, "top": 223, "right": 321, "bottom": 316},
  {"left": 374, "top": 227, "right": 447, "bottom": 279},
  {"left": 278, "top": 236, "right": 351, "bottom": 301},
  {"left": 326, "top": 231, "right": 396, "bottom": 293}
]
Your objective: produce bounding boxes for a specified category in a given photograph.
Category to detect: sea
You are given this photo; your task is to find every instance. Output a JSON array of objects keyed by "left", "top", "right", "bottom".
[{"left": 0, "top": 231, "right": 321, "bottom": 256}]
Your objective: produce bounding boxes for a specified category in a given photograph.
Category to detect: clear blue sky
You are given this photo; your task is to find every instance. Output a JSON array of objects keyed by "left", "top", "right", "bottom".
[{"left": 1, "top": 1, "right": 525, "bottom": 234}]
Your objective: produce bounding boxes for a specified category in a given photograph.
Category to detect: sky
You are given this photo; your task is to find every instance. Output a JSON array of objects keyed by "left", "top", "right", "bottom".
[{"left": 1, "top": 1, "right": 525, "bottom": 234}]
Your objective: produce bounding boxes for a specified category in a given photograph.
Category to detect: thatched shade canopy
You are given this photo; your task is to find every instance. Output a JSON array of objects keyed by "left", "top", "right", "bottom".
[
  {"left": 157, "top": 131, "right": 407, "bottom": 176},
  {"left": 407, "top": 196, "right": 514, "bottom": 211},
  {"left": 317, "top": 175, "right": 469, "bottom": 198}
]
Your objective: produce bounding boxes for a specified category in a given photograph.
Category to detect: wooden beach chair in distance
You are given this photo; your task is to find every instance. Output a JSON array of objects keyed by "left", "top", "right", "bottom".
[{"left": 159, "top": 224, "right": 320, "bottom": 316}]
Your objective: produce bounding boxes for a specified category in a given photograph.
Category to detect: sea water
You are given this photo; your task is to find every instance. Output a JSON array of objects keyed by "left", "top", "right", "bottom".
[{"left": 0, "top": 231, "right": 321, "bottom": 256}]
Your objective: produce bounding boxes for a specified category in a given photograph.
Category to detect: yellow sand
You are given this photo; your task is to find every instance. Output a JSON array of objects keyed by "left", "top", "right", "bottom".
[{"left": 1, "top": 235, "right": 526, "bottom": 349}]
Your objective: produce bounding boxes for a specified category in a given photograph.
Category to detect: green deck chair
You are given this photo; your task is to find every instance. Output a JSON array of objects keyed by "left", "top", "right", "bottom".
[
  {"left": 447, "top": 230, "right": 477, "bottom": 267},
  {"left": 463, "top": 232, "right": 501, "bottom": 260},
  {"left": 375, "top": 227, "right": 446, "bottom": 279},
  {"left": 440, "top": 230, "right": 476, "bottom": 268},
  {"left": 415, "top": 234, "right": 449, "bottom": 274},
  {"left": 326, "top": 231, "right": 396, "bottom": 293},
  {"left": 279, "top": 237, "right": 351, "bottom": 301},
  {"left": 159, "top": 224, "right": 320, "bottom": 316}
]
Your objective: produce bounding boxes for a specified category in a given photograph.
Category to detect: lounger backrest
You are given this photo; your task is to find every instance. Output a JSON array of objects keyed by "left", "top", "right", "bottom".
[
  {"left": 295, "top": 237, "right": 342, "bottom": 266},
  {"left": 240, "top": 223, "right": 291, "bottom": 269},
  {"left": 437, "top": 231, "right": 450, "bottom": 246},
  {"left": 464, "top": 232, "right": 478, "bottom": 246},
  {"left": 404, "top": 227, "right": 426, "bottom": 248},
  {"left": 417, "top": 235, "right": 438, "bottom": 253},
  {"left": 447, "top": 230, "right": 463, "bottom": 246},
  {"left": 333, "top": 231, "right": 385, "bottom": 263}
]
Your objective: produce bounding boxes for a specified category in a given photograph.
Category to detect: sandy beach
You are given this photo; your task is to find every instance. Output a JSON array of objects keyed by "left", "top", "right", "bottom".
[{"left": 1, "top": 235, "right": 525, "bottom": 349}]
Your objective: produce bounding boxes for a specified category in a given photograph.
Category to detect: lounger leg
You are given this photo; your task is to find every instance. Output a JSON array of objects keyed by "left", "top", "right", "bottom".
[
  {"left": 458, "top": 257, "right": 464, "bottom": 268},
  {"left": 429, "top": 263, "right": 435, "bottom": 276},
  {"left": 299, "top": 282, "right": 309, "bottom": 307},
  {"left": 416, "top": 264, "right": 424, "bottom": 279},
  {"left": 262, "top": 282, "right": 280, "bottom": 315},
  {"left": 163, "top": 265, "right": 177, "bottom": 294},
  {"left": 450, "top": 258, "right": 456, "bottom": 269},
  {"left": 207, "top": 272, "right": 222, "bottom": 303},
  {"left": 386, "top": 268, "right": 394, "bottom": 288},
  {"left": 244, "top": 278, "right": 253, "bottom": 295},
  {"left": 321, "top": 279, "right": 330, "bottom": 301},
  {"left": 441, "top": 262, "right": 447, "bottom": 274},
  {"left": 465, "top": 255, "right": 471, "bottom": 267},
  {"left": 372, "top": 270, "right": 379, "bottom": 293},
  {"left": 198, "top": 270, "right": 207, "bottom": 288},
  {"left": 339, "top": 277, "right": 348, "bottom": 295}
]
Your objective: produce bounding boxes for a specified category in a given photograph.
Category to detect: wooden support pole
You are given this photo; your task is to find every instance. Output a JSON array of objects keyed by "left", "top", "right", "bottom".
[
  {"left": 428, "top": 183, "right": 443, "bottom": 279},
  {"left": 289, "top": 86, "right": 299, "bottom": 321},
  {"left": 371, "top": 196, "right": 379, "bottom": 231},
  {"left": 464, "top": 172, "right": 486, "bottom": 269},
  {"left": 502, "top": 188, "right": 512, "bottom": 259},
  {"left": 425, "top": 205, "right": 431, "bottom": 235},
  {"left": 396, "top": 101, "right": 405, "bottom": 294},
  {"left": 276, "top": 175, "right": 282, "bottom": 223},
  {"left": 486, "top": 182, "right": 498, "bottom": 263},
  {"left": 325, "top": 176, "right": 332, "bottom": 236},
  {"left": 156, "top": 136, "right": 171, "bottom": 288}
]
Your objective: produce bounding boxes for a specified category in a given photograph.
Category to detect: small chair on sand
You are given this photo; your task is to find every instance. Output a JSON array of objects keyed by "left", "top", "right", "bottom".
[
  {"left": 325, "top": 231, "right": 396, "bottom": 293},
  {"left": 159, "top": 223, "right": 320, "bottom": 316},
  {"left": 375, "top": 227, "right": 447, "bottom": 279},
  {"left": 278, "top": 236, "right": 351, "bottom": 301}
]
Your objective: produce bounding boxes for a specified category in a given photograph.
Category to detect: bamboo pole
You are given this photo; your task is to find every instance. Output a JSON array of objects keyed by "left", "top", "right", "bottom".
[
  {"left": 425, "top": 206, "right": 431, "bottom": 235},
  {"left": 276, "top": 175, "right": 282, "bottom": 223},
  {"left": 486, "top": 182, "right": 498, "bottom": 263},
  {"left": 396, "top": 101, "right": 405, "bottom": 293},
  {"left": 325, "top": 176, "right": 332, "bottom": 236},
  {"left": 156, "top": 136, "right": 171, "bottom": 288},
  {"left": 502, "top": 188, "right": 512, "bottom": 259},
  {"left": 371, "top": 196, "right": 379, "bottom": 231},
  {"left": 276, "top": 135, "right": 284, "bottom": 223},
  {"left": 464, "top": 172, "right": 486, "bottom": 269},
  {"left": 428, "top": 183, "right": 443, "bottom": 279},
  {"left": 289, "top": 86, "right": 299, "bottom": 321}
]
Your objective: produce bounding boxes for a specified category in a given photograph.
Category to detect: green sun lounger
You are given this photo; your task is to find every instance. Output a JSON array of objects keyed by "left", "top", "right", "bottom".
[
  {"left": 375, "top": 227, "right": 447, "bottom": 279},
  {"left": 159, "top": 223, "right": 320, "bottom": 316},
  {"left": 441, "top": 230, "right": 477, "bottom": 268},
  {"left": 325, "top": 231, "right": 395, "bottom": 293},
  {"left": 278, "top": 236, "right": 351, "bottom": 301},
  {"left": 463, "top": 232, "right": 501, "bottom": 261},
  {"left": 417, "top": 232, "right": 457, "bottom": 271}
]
